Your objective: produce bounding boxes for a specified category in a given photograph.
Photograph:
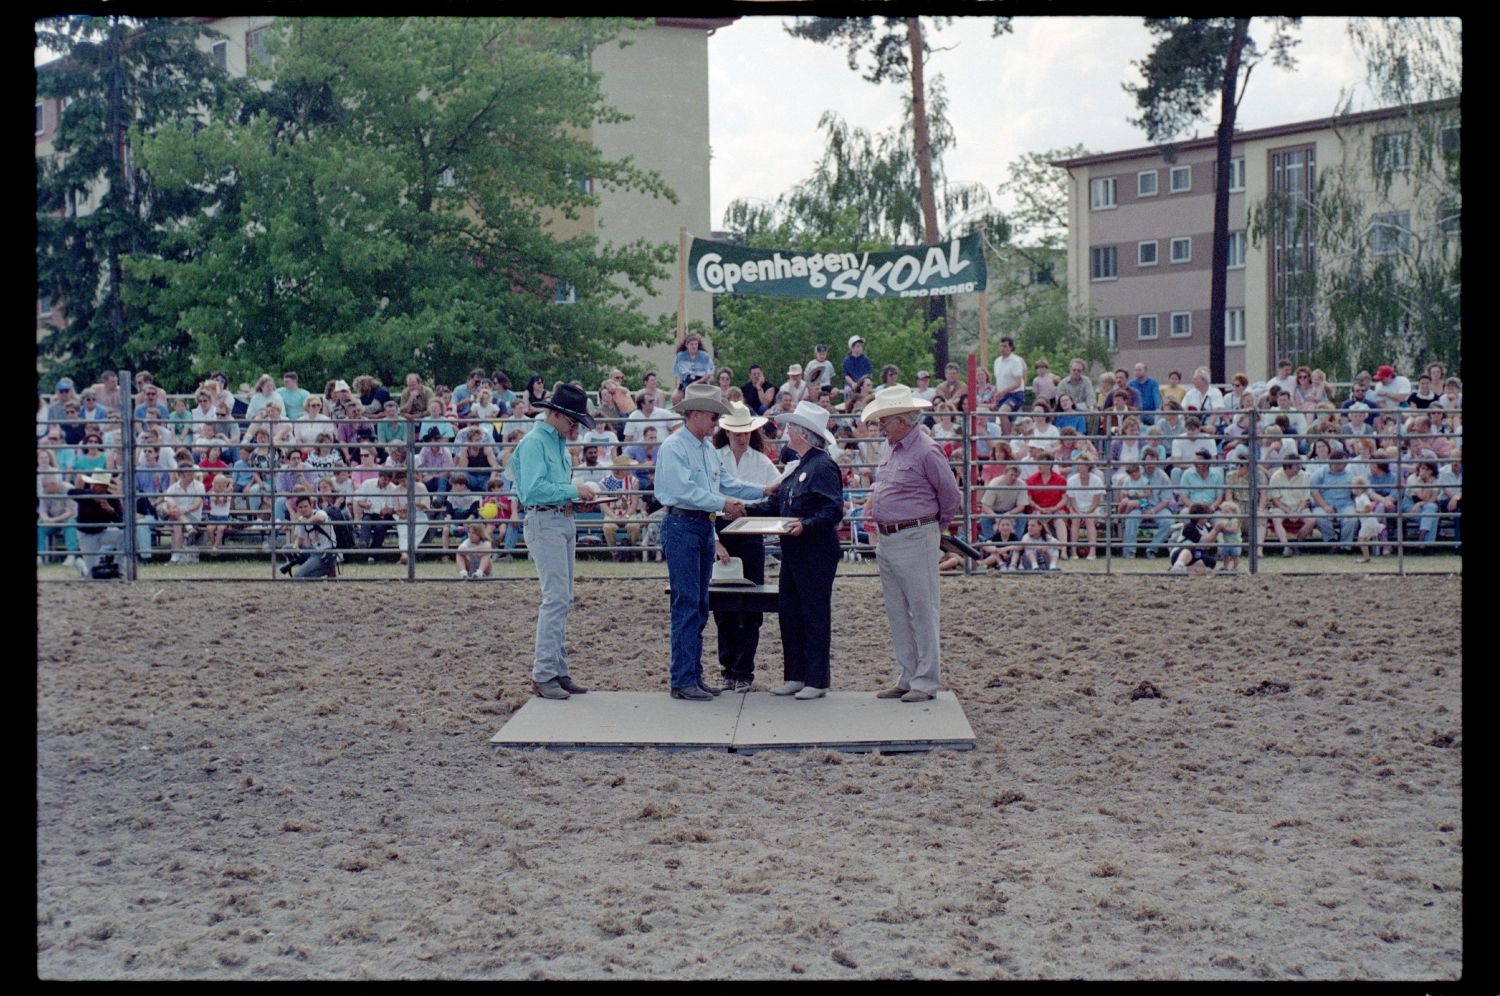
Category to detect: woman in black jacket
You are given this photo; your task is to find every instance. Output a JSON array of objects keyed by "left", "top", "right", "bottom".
[{"left": 754, "top": 401, "right": 845, "bottom": 700}]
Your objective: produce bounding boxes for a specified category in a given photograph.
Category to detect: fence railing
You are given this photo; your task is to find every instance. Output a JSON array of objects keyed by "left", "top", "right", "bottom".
[{"left": 35, "top": 375, "right": 1462, "bottom": 579}]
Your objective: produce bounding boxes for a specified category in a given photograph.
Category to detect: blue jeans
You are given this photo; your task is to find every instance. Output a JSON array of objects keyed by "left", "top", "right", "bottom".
[
  {"left": 1401, "top": 499, "right": 1439, "bottom": 544},
  {"left": 663, "top": 513, "right": 715, "bottom": 690},
  {"left": 1317, "top": 505, "right": 1359, "bottom": 548},
  {"left": 1128, "top": 510, "right": 1177, "bottom": 556},
  {"left": 38, "top": 521, "right": 79, "bottom": 559}
]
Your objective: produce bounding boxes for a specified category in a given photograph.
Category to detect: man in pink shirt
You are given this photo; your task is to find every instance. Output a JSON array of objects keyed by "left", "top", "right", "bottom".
[{"left": 862, "top": 384, "right": 962, "bottom": 703}]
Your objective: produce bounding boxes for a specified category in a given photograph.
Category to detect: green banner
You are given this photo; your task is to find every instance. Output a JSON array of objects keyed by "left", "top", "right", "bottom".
[{"left": 688, "top": 233, "right": 987, "bottom": 300}]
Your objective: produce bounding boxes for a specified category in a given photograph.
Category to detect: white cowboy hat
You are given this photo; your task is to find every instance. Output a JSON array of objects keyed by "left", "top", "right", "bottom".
[
  {"left": 710, "top": 557, "right": 756, "bottom": 586},
  {"left": 860, "top": 383, "right": 933, "bottom": 423},
  {"left": 80, "top": 472, "right": 114, "bottom": 486},
  {"left": 675, "top": 382, "right": 732, "bottom": 416},
  {"left": 719, "top": 402, "right": 767, "bottom": 434},
  {"left": 847, "top": 334, "right": 864, "bottom": 348},
  {"left": 775, "top": 400, "right": 838, "bottom": 446}
]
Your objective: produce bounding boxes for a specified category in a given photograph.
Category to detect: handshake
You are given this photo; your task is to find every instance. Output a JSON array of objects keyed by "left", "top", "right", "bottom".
[{"left": 721, "top": 500, "right": 747, "bottom": 521}]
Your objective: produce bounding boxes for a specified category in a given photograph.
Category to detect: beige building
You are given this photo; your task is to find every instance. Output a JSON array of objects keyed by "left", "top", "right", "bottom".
[
  {"left": 1054, "top": 101, "right": 1458, "bottom": 382},
  {"left": 37, "top": 16, "right": 732, "bottom": 383}
]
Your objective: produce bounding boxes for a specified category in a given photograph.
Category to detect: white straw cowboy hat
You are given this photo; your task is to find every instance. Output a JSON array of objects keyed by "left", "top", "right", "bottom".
[
  {"left": 710, "top": 556, "right": 756, "bottom": 586},
  {"left": 676, "top": 382, "right": 732, "bottom": 416},
  {"left": 775, "top": 400, "right": 838, "bottom": 446},
  {"left": 860, "top": 383, "right": 933, "bottom": 423},
  {"left": 719, "top": 402, "right": 767, "bottom": 434},
  {"left": 80, "top": 472, "right": 114, "bottom": 486}
]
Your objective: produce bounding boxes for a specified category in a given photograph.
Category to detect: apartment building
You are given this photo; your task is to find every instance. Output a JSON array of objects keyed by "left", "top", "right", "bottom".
[
  {"left": 37, "top": 16, "right": 733, "bottom": 378},
  {"left": 1054, "top": 100, "right": 1458, "bottom": 382}
]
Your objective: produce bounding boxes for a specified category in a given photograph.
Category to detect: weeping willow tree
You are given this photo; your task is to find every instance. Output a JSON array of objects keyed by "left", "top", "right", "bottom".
[{"left": 1249, "top": 17, "right": 1460, "bottom": 380}]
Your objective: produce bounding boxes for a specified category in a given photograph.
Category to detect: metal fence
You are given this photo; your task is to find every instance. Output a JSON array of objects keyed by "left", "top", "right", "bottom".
[{"left": 36, "top": 373, "right": 1461, "bottom": 580}]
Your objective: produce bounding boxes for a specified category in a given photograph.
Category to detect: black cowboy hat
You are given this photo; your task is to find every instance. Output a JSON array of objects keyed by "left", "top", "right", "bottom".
[{"left": 536, "top": 383, "right": 596, "bottom": 429}]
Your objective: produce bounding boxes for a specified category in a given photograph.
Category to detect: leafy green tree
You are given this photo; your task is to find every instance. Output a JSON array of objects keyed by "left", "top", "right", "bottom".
[
  {"left": 1126, "top": 17, "right": 1298, "bottom": 384},
  {"left": 714, "top": 97, "right": 994, "bottom": 389},
  {"left": 36, "top": 15, "right": 248, "bottom": 385},
  {"left": 1249, "top": 18, "right": 1460, "bottom": 378},
  {"left": 127, "top": 17, "right": 676, "bottom": 391},
  {"left": 786, "top": 15, "right": 1012, "bottom": 372}
]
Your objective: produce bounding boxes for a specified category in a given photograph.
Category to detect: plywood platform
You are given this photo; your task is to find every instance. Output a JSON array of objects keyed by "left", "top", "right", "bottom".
[{"left": 490, "top": 691, "right": 975, "bottom": 753}]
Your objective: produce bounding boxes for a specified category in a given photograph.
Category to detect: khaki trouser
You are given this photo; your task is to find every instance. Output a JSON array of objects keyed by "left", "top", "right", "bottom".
[{"left": 874, "top": 520, "right": 943, "bottom": 695}]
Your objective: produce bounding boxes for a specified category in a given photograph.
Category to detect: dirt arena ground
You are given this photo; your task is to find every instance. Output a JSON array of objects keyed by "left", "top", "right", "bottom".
[{"left": 37, "top": 575, "right": 1462, "bottom": 981}]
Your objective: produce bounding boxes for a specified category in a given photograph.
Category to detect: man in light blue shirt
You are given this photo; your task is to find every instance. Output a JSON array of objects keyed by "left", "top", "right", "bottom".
[
  {"left": 276, "top": 371, "right": 311, "bottom": 421},
  {"left": 512, "top": 383, "right": 601, "bottom": 700},
  {"left": 1310, "top": 447, "right": 1359, "bottom": 551},
  {"left": 1131, "top": 362, "right": 1162, "bottom": 425},
  {"left": 1176, "top": 449, "right": 1225, "bottom": 511},
  {"left": 655, "top": 383, "right": 765, "bottom": 700}
]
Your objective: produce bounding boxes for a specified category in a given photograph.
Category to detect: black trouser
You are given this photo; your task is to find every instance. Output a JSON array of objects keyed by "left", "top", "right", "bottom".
[
  {"left": 777, "top": 529, "right": 840, "bottom": 688},
  {"left": 714, "top": 530, "right": 765, "bottom": 681}
]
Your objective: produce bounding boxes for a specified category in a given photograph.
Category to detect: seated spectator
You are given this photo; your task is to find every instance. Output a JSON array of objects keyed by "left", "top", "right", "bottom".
[
  {"left": 673, "top": 332, "right": 715, "bottom": 391},
  {"left": 85, "top": 370, "right": 123, "bottom": 415},
  {"left": 285, "top": 492, "right": 338, "bottom": 579},
  {"left": 912, "top": 370, "right": 937, "bottom": 403},
  {"left": 1053, "top": 393, "right": 1086, "bottom": 434},
  {"left": 1063, "top": 454, "right": 1104, "bottom": 560},
  {"left": 1176, "top": 449, "right": 1226, "bottom": 514},
  {"left": 417, "top": 397, "right": 456, "bottom": 446},
  {"left": 978, "top": 516, "right": 1024, "bottom": 570},
  {"left": 1113, "top": 458, "right": 1174, "bottom": 559},
  {"left": 1400, "top": 461, "right": 1443, "bottom": 550},
  {"left": 1030, "top": 360, "right": 1058, "bottom": 409},
  {"left": 1182, "top": 367, "right": 1224, "bottom": 419},
  {"left": 1432, "top": 376, "right": 1462, "bottom": 411},
  {"left": 934, "top": 363, "right": 968, "bottom": 406},
  {"left": 160, "top": 464, "right": 206, "bottom": 564},
  {"left": 398, "top": 372, "right": 434, "bottom": 417},
  {"left": 780, "top": 364, "right": 811, "bottom": 406},
  {"left": 1223, "top": 447, "right": 1268, "bottom": 560},
  {"left": 1158, "top": 368, "right": 1186, "bottom": 409},
  {"left": 37, "top": 447, "right": 79, "bottom": 565},
  {"left": 1023, "top": 459, "right": 1068, "bottom": 544},
  {"left": 1017, "top": 515, "right": 1062, "bottom": 571},
  {"left": 1309, "top": 446, "right": 1359, "bottom": 552},
  {"left": 1371, "top": 364, "right": 1412, "bottom": 408},
  {"left": 1167, "top": 503, "right": 1218, "bottom": 574},
  {"left": 456, "top": 522, "right": 494, "bottom": 578}
]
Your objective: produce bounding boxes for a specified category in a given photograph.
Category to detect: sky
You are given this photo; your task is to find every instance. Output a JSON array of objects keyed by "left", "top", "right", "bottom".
[{"left": 707, "top": 16, "right": 1377, "bottom": 236}]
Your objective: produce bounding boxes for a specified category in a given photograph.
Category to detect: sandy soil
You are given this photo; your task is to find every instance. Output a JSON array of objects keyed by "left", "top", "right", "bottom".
[{"left": 36, "top": 575, "right": 1462, "bottom": 980}]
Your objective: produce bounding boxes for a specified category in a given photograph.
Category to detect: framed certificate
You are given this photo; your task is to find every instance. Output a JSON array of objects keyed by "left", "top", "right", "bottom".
[{"left": 721, "top": 516, "right": 799, "bottom": 535}]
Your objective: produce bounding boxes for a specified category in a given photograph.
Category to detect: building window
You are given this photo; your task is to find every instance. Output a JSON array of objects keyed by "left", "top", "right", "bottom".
[
  {"left": 1271, "top": 145, "right": 1318, "bottom": 366},
  {"left": 1169, "top": 237, "right": 1191, "bottom": 264},
  {"left": 438, "top": 167, "right": 456, "bottom": 189},
  {"left": 35, "top": 101, "right": 46, "bottom": 137},
  {"left": 1090, "top": 246, "right": 1118, "bottom": 281},
  {"left": 1227, "top": 230, "right": 1247, "bottom": 269},
  {"left": 1169, "top": 164, "right": 1191, "bottom": 193},
  {"left": 1225, "top": 308, "right": 1245, "bottom": 347},
  {"left": 38, "top": 294, "right": 53, "bottom": 318},
  {"left": 1438, "top": 198, "right": 1460, "bottom": 237},
  {"left": 1370, "top": 211, "right": 1411, "bottom": 255},
  {"left": 1094, "top": 318, "right": 1118, "bottom": 351},
  {"left": 1228, "top": 157, "right": 1246, "bottom": 192},
  {"left": 1090, "top": 177, "right": 1117, "bottom": 209},
  {"left": 1138, "top": 315, "right": 1158, "bottom": 340},
  {"left": 554, "top": 282, "right": 577, "bottom": 305},
  {"left": 1137, "top": 241, "right": 1158, "bottom": 267},
  {"left": 247, "top": 26, "right": 271, "bottom": 68},
  {"left": 1439, "top": 123, "right": 1460, "bottom": 157},
  {"left": 1373, "top": 132, "right": 1411, "bottom": 173},
  {"left": 1137, "top": 170, "right": 1158, "bottom": 197},
  {"left": 212, "top": 40, "right": 228, "bottom": 69},
  {"left": 1170, "top": 312, "right": 1192, "bottom": 338}
]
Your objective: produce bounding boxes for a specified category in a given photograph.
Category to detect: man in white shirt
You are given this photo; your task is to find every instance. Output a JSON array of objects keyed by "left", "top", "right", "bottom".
[
  {"left": 623, "top": 391, "right": 677, "bottom": 444},
  {"left": 1270, "top": 359, "right": 1297, "bottom": 399},
  {"left": 992, "top": 336, "right": 1027, "bottom": 413},
  {"left": 1182, "top": 368, "right": 1225, "bottom": 417},
  {"left": 1371, "top": 364, "right": 1412, "bottom": 408},
  {"left": 911, "top": 370, "right": 937, "bottom": 403},
  {"left": 571, "top": 444, "right": 610, "bottom": 487}
]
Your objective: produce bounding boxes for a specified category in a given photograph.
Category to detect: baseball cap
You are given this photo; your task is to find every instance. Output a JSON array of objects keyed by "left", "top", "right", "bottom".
[
  {"left": 916, "top": 370, "right": 931, "bottom": 379},
  {"left": 56, "top": 378, "right": 74, "bottom": 391},
  {"left": 1375, "top": 365, "right": 1396, "bottom": 380}
]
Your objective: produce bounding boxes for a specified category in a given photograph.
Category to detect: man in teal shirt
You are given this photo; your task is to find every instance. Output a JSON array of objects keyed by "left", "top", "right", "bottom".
[{"left": 512, "top": 384, "right": 600, "bottom": 700}]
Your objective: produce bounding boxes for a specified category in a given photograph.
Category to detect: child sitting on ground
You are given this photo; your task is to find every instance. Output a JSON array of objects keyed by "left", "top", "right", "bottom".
[
  {"left": 979, "top": 516, "right": 1025, "bottom": 571},
  {"left": 1019, "top": 515, "right": 1061, "bottom": 572},
  {"left": 456, "top": 522, "right": 493, "bottom": 579}
]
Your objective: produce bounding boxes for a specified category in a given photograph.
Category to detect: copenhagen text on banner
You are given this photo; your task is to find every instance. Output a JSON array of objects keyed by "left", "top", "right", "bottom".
[{"left": 688, "top": 233, "right": 987, "bottom": 300}]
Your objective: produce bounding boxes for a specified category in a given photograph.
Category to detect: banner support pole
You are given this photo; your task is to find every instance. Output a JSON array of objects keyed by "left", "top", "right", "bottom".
[{"left": 677, "top": 226, "right": 688, "bottom": 349}]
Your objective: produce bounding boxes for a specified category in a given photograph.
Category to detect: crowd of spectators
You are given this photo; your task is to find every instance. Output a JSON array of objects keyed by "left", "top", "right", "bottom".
[{"left": 36, "top": 338, "right": 1462, "bottom": 575}]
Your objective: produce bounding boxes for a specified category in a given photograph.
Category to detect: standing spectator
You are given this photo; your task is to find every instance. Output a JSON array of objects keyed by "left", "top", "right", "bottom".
[
  {"left": 1371, "top": 364, "right": 1412, "bottom": 408},
  {"left": 1131, "top": 362, "right": 1162, "bottom": 424},
  {"left": 276, "top": 371, "right": 311, "bottom": 420},
  {"left": 672, "top": 331, "right": 714, "bottom": 391},
  {"left": 841, "top": 334, "right": 873, "bottom": 393},
  {"left": 991, "top": 336, "right": 1028, "bottom": 413},
  {"left": 46, "top": 377, "right": 77, "bottom": 422},
  {"left": 1030, "top": 359, "right": 1059, "bottom": 409},
  {"left": 803, "top": 344, "right": 836, "bottom": 393},
  {"left": 1113, "top": 368, "right": 1142, "bottom": 409}
]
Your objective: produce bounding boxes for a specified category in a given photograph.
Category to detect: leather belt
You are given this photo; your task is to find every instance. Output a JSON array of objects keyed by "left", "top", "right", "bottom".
[
  {"left": 875, "top": 514, "right": 939, "bottom": 535},
  {"left": 666, "top": 506, "right": 715, "bottom": 520},
  {"left": 526, "top": 504, "right": 573, "bottom": 514}
]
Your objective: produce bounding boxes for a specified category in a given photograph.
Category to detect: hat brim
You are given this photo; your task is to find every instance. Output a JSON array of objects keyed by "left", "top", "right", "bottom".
[
  {"left": 676, "top": 397, "right": 732, "bottom": 417},
  {"left": 536, "top": 400, "right": 596, "bottom": 429},
  {"left": 860, "top": 398, "right": 932, "bottom": 423},
  {"left": 719, "top": 415, "right": 768, "bottom": 434},
  {"left": 774, "top": 412, "right": 838, "bottom": 446}
]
